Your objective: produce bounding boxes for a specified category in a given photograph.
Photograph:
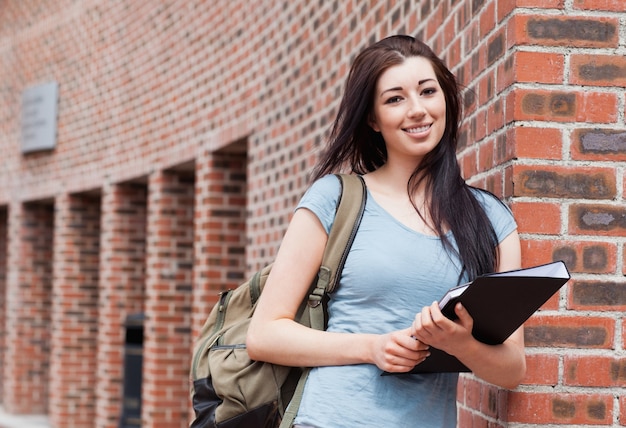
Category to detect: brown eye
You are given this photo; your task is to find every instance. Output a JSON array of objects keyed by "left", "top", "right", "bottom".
[{"left": 385, "top": 96, "right": 402, "bottom": 104}]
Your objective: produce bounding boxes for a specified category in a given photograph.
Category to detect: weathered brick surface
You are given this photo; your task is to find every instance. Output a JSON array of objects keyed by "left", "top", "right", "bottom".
[
  {"left": 50, "top": 193, "right": 101, "bottom": 427},
  {"left": 508, "top": 392, "right": 613, "bottom": 425},
  {"left": 571, "top": 128, "right": 626, "bottom": 161},
  {"left": 143, "top": 170, "right": 195, "bottom": 428},
  {"left": 574, "top": 0, "right": 626, "bottom": 11},
  {"left": 565, "top": 355, "right": 626, "bottom": 387},
  {"left": 3, "top": 202, "right": 54, "bottom": 413},
  {"left": 96, "top": 182, "right": 147, "bottom": 428},
  {"left": 511, "top": 88, "right": 619, "bottom": 123},
  {"left": 523, "top": 353, "right": 560, "bottom": 385},
  {"left": 569, "top": 204, "right": 626, "bottom": 236},
  {"left": 521, "top": 239, "right": 618, "bottom": 275},
  {"left": 571, "top": 54, "right": 626, "bottom": 87},
  {"left": 0, "top": 1, "right": 624, "bottom": 427},
  {"left": 513, "top": 165, "right": 617, "bottom": 199},
  {"left": 511, "top": 14, "right": 620, "bottom": 48},
  {"left": 525, "top": 315, "right": 614, "bottom": 349}
]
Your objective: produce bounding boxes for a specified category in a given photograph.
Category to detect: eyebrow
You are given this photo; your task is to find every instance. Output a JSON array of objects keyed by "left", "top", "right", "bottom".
[{"left": 379, "top": 78, "right": 436, "bottom": 97}]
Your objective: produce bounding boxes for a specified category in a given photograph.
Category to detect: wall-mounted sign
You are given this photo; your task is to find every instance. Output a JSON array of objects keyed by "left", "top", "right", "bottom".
[{"left": 21, "top": 81, "right": 59, "bottom": 153}]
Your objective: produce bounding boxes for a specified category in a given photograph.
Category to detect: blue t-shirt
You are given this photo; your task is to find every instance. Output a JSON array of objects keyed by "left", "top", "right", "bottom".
[{"left": 293, "top": 174, "right": 517, "bottom": 428}]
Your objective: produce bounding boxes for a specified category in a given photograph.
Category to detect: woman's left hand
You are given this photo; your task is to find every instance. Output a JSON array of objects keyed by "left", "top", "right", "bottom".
[{"left": 411, "top": 301, "right": 474, "bottom": 357}]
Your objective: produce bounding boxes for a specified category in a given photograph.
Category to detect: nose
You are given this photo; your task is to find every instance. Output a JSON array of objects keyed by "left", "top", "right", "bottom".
[{"left": 407, "top": 95, "right": 427, "bottom": 118}]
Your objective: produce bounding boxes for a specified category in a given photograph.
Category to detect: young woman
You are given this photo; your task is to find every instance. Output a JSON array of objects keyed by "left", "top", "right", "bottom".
[{"left": 247, "top": 35, "right": 525, "bottom": 427}]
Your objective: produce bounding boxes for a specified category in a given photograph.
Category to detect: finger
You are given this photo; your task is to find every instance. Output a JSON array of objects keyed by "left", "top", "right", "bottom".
[
  {"left": 387, "top": 350, "right": 431, "bottom": 371},
  {"left": 420, "top": 305, "right": 434, "bottom": 329},
  {"left": 454, "top": 303, "right": 474, "bottom": 329},
  {"left": 429, "top": 300, "right": 446, "bottom": 323},
  {"left": 391, "top": 351, "right": 431, "bottom": 373}
]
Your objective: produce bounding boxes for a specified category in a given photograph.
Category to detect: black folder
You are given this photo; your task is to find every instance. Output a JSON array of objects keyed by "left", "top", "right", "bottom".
[{"left": 386, "top": 260, "right": 570, "bottom": 374}]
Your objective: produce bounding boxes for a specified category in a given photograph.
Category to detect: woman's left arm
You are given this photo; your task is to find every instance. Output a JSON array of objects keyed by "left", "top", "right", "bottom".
[{"left": 412, "top": 230, "right": 526, "bottom": 389}]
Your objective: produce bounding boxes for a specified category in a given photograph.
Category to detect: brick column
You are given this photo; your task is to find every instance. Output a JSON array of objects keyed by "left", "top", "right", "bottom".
[
  {"left": 504, "top": 8, "right": 626, "bottom": 426},
  {"left": 440, "top": 1, "right": 626, "bottom": 426},
  {"left": 191, "top": 150, "right": 247, "bottom": 337},
  {"left": 48, "top": 193, "right": 101, "bottom": 427},
  {"left": 3, "top": 202, "right": 54, "bottom": 414},
  {"left": 411, "top": 0, "right": 624, "bottom": 424},
  {"left": 143, "top": 169, "right": 195, "bottom": 428},
  {"left": 96, "top": 182, "right": 148, "bottom": 428}
]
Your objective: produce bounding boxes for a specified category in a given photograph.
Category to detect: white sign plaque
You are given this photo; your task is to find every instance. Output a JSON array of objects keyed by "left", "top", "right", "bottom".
[{"left": 21, "top": 82, "right": 59, "bottom": 153}]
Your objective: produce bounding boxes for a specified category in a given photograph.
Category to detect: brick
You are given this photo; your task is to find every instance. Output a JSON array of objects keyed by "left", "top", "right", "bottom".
[
  {"left": 513, "top": 165, "right": 617, "bottom": 199},
  {"left": 565, "top": 355, "right": 626, "bottom": 387},
  {"left": 573, "top": 0, "right": 626, "bottom": 11},
  {"left": 552, "top": 240, "right": 617, "bottom": 273},
  {"left": 510, "top": 126, "right": 562, "bottom": 160},
  {"left": 479, "top": 1, "right": 496, "bottom": 40},
  {"left": 571, "top": 128, "right": 626, "bottom": 161},
  {"left": 523, "top": 353, "right": 560, "bottom": 385},
  {"left": 478, "top": 70, "right": 496, "bottom": 107},
  {"left": 487, "top": 98, "right": 505, "bottom": 133},
  {"left": 510, "top": 88, "right": 618, "bottom": 123},
  {"left": 512, "top": 50, "right": 564, "bottom": 84},
  {"left": 524, "top": 315, "right": 614, "bottom": 348},
  {"left": 570, "top": 280, "right": 626, "bottom": 310},
  {"left": 510, "top": 201, "right": 561, "bottom": 234},
  {"left": 569, "top": 204, "right": 626, "bottom": 236},
  {"left": 523, "top": 240, "right": 617, "bottom": 275},
  {"left": 496, "top": 0, "right": 515, "bottom": 21},
  {"left": 494, "top": 132, "right": 514, "bottom": 164},
  {"left": 460, "top": 150, "right": 479, "bottom": 180},
  {"left": 508, "top": 392, "right": 613, "bottom": 425},
  {"left": 571, "top": 54, "right": 626, "bottom": 87},
  {"left": 486, "top": 29, "right": 504, "bottom": 67},
  {"left": 477, "top": 138, "right": 495, "bottom": 173},
  {"left": 511, "top": 14, "right": 619, "bottom": 48},
  {"left": 516, "top": 0, "right": 564, "bottom": 5}
]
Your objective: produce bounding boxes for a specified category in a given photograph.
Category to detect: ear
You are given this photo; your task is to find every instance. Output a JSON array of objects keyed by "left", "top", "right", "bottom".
[{"left": 368, "top": 114, "right": 380, "bottom": 132}]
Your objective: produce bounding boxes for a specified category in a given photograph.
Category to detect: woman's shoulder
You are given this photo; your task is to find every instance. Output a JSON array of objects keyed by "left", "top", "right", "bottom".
[
  {"left": 296, "top": 174, "right": 343, "bottom": 234},
  {"left": 469, "top": 187, "right": 510, "bottom": 213},
  {"left": 469, "top": 186, "right": 517, "bottom": 240}
]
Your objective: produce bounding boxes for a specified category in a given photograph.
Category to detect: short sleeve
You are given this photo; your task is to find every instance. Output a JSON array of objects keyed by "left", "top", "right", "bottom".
[
  {"left": 472, "top": 188, "right": 518, "bottom": 243},
  {"left": 295, "top": 174, "right": 342, "bottom": 235}
]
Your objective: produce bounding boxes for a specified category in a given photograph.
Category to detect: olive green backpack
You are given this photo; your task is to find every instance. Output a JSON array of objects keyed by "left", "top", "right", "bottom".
[{"left": 189, "top": 174, "right": 366, "bottom": 428}]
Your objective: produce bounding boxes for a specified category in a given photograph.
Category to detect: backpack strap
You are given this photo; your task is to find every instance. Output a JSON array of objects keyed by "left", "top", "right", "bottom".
[{"left": 280, "top": 173, "right": 366, "bottom": 428}]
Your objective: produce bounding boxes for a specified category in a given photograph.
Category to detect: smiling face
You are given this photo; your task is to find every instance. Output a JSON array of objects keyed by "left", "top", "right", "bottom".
[{"left": 369, "top": 56, "right": 447, "bottom": 166}]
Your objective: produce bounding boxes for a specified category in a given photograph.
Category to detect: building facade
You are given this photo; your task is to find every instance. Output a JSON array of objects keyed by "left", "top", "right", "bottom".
[{"left": 0, "top": 0, "right": 625, "bottom": 427}]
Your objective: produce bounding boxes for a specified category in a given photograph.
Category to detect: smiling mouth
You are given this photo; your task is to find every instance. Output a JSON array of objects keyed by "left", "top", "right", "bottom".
[{"left": 404, "top": 124, "right": 432, "bottom": 133}]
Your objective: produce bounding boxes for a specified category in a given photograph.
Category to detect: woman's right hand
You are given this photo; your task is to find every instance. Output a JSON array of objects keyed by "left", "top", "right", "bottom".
[{"left": 370, "top": 327, "right": 430, "bottom": 373}]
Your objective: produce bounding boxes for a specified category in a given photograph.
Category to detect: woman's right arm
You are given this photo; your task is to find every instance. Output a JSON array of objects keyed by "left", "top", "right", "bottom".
[{"left": 246, "top": 208, "right": 429, "bottom": 371}]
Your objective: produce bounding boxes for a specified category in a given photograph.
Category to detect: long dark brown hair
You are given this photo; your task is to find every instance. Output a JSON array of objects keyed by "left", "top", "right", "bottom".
[{"left": 312, "top": 35, "right": 500, "bottom": 282}]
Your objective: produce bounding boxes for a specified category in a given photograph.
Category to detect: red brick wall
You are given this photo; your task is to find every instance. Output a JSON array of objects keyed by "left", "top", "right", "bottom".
[
  {"left": 499, "top": 2, "right": 626, "bottom": 426},
  {"left": 192, "top": 149, "right": 247, "bottom": 337},
  {"left": 144, "top": 169, "right": 195, "bottom": 427},
  {"left": 50, "top": 193, "right": 101, "bottom": 427},
  {"left": 97, "top": 182, "right": 147, "bottom": 428},
  {"left": 0, "top": 1, "right": 624, "bottom": 427},
  {"left": 4, "top": 202, "right": 54, "bottom": 414}
]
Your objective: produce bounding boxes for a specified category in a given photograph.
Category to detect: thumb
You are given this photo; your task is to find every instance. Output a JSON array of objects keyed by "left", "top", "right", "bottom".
[{"left": 454, "top": 303, "right": 473, "bottom": 328}]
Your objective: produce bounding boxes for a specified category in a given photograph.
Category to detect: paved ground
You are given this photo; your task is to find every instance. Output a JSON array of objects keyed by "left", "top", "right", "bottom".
[{"left": 0, "top": 407, "right": 50, "bottom": 428}]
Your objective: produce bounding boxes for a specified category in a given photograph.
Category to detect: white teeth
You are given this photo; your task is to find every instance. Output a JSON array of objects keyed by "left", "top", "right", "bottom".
[{"left": 405, "top": 125, "right": 430, "bottom": 133}]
